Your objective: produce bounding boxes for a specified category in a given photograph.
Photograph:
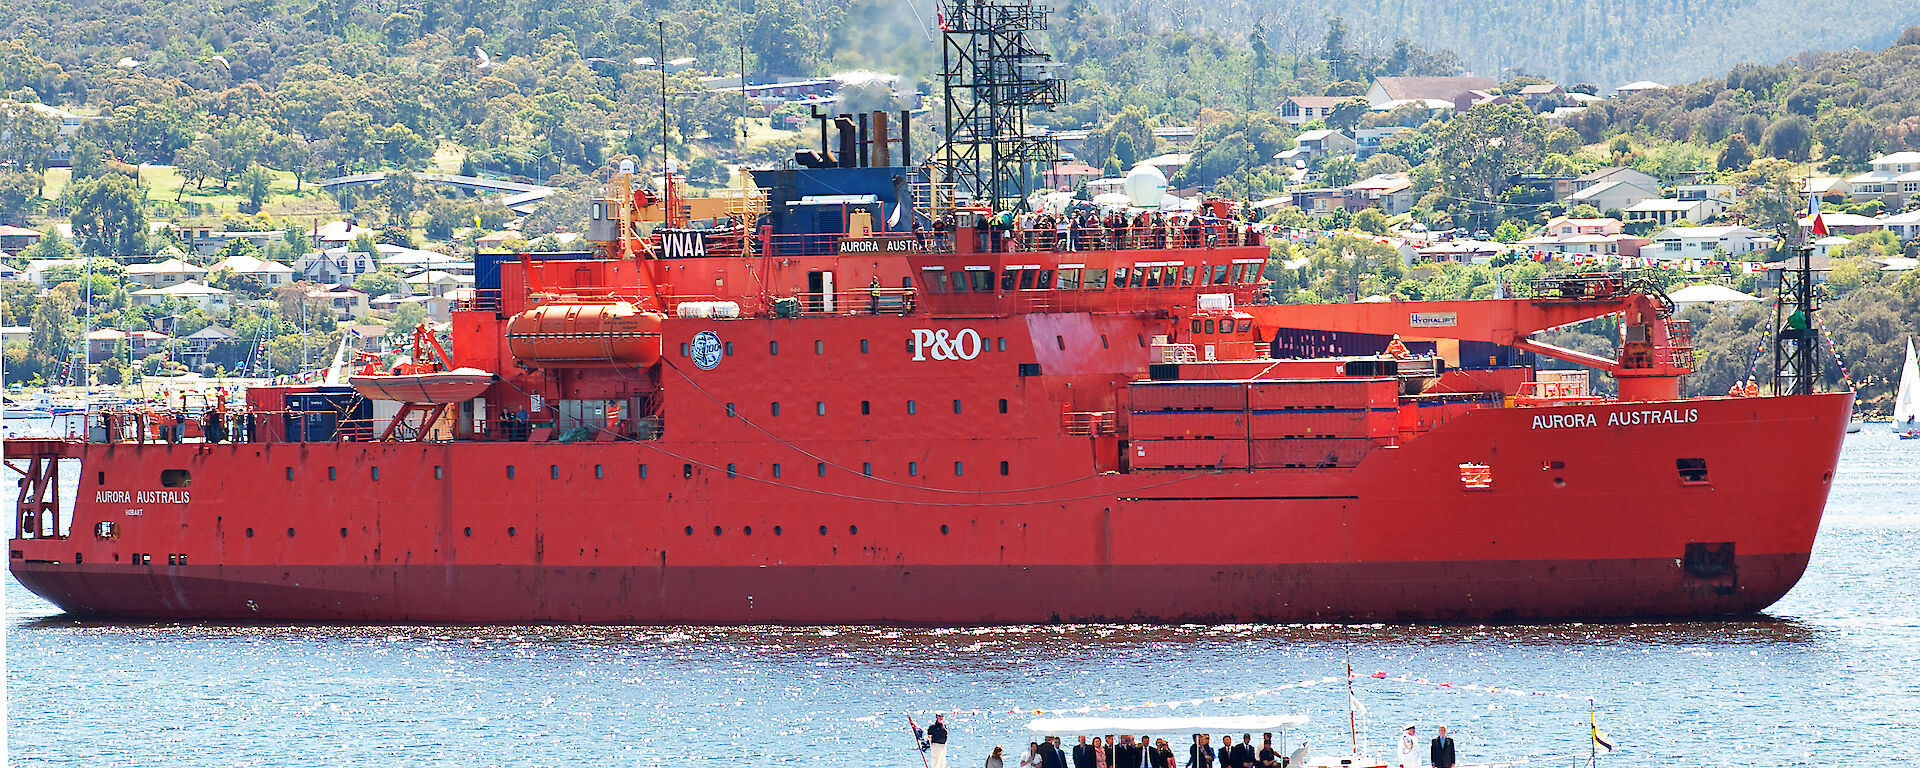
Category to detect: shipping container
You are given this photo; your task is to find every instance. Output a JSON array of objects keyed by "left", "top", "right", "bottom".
[
  {"left": 1246, "top": 378, "right": 1397, "bottom": 410},
  {"left": 1128, "top": 381, "right": 1248, "bottom": 412},
  {"left": 1248, "top": 437, "right": 1377, "bottom": 468},
  {"left": 1129, "top": 410, "right": 1249, "bottom": 440},
  {"left": 1129, "top": 438, "right": 1249, "bottom": 469},
  {"left": 1247, "top": 408, "right": 1396, "bottom": 439}
]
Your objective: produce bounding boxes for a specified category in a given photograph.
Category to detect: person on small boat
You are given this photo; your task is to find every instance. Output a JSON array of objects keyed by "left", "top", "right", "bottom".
[{"left": 985, "top": 746, "right": 1005, "bottom": 768}]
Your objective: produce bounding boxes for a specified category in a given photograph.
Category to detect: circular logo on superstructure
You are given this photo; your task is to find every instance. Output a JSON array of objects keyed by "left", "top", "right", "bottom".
[{"left": 689, "top": 330, "right": 724, "bottom": 370}]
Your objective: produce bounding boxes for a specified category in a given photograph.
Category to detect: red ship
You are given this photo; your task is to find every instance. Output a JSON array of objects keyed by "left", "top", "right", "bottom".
[{"left": 5, "top": 5, "right": 1851, "bottom": 621}]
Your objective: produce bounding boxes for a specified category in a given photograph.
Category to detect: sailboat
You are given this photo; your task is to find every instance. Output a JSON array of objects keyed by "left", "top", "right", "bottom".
[{"left": 1896, "top": 336, "right": 1918, "bottom": 439}]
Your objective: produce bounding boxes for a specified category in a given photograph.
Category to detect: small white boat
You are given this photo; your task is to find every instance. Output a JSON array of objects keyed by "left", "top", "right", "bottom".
[{"left": 1896, "top": 337, "right": 1918, "bottom": 440}]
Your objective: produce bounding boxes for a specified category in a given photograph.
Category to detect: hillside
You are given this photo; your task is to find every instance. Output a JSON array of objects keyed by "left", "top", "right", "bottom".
[{"left": 1108, "top": 0, "right": 1920, "bottom": 89}]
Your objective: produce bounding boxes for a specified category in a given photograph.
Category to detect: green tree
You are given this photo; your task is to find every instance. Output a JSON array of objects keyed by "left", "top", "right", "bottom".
[
  {"left": 1762, "top": 115, "right": 1813, "bottom": 162},
  {"left": 1319, "top": 155, "right": 1358, "bottom": 187},
  {"left": 1327, "top": 98, "right": 1370, "bottom": 131},
  {"left": 239, "top": 165, "right": 275, "bottom": 214},
  {"left": 65, "top": 175, "right": 148, "bottom": 257},
  {"left": 0, "top": 169, "right": 42, "bottom": 224},
  {"left": 1717, "top": 134, "right": 1753, "bottom": 171},
  {"left": 353, "top": 269, "right": 403, "bottom": 297}
]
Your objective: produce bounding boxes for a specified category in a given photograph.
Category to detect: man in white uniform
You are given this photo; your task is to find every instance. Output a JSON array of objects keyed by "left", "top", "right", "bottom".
[{"left": 1395, "top": 723, "right": 1417, "bottom": 768}]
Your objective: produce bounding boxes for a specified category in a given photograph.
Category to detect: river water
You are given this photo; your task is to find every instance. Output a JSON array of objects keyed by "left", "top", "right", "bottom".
[{"left": 7, "top": 430, "right": 1918, "bottom": 767}]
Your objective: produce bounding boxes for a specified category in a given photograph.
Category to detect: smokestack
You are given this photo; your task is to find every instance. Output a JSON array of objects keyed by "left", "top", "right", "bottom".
[
  {"left": 857, "top": 112, "right": 870, "bottom": 168},
  {"left": 872, "top": 111, "right": 892, "bottom": 166},
  {"left": 835, "top": 115, "right": 857, "bottom": 168},
  {"left": 899, "top": 110, "right": 912, "bottom": 166}
]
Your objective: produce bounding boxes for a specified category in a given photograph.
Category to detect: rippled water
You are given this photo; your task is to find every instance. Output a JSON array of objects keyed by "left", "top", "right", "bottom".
[{"left": 8, "top": 431, "right": 1919, "bottom": 767}]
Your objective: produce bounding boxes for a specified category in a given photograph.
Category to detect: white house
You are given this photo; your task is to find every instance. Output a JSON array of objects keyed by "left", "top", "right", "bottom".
[
  {"left": 294, "top": 249, "right": 382, "bottom": 282},
  {"left": 1624, "top": 198, "right": 1723, "bottom": 226},
  {"left": 1344, "top": 173, "right": 1415, "bottom": 215},
  {"left": 1883, "top": 210, "right": 1920, "bottom": 241},
  {"left": 304, "top": 283, "right": 371, "bottom": 320},
  {"left": 125, "top": 257, "right": 208, "bottom": 288},
  {"left": 211, "top": 254, "right": 296, "bottom": 286},
  {"left": 1366, "top": 76, "right": 1495, "bottom": 108},
  {"left": 1847, "top": 152, "right": 1920, "bottom": 209},
  {"left": 1569, "top": 179, "right": 1661, "bottom": 213},
  {"left": 131, "top": 281, "right": 232, "bottom": 312},
  {"left": 1279, "top": 96, "right": 1345, "bottom": 126},
  {"left": 1648, "top": 226, "right": 1775, "bottom": 257}
]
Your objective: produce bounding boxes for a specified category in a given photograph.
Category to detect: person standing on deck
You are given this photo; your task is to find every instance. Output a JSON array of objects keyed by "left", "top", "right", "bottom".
[
  {"left": 1188, "top": 733, "right": 1214, "bottom": 768},
  {"left": 1430, "top": 726, "right": 1456, "bottom": 768},
  {"left": 986, "top": 747, "right": 1005, "bottom": 768},
  {"left": 1395, "top": 724, "right": 1417, "bottom": 768},
  {"left": 1074, "top": 736, "right": 1097, "bottom": 768},
  {"left": 929, "top": 714, "right": 950, "bottom": 768}
]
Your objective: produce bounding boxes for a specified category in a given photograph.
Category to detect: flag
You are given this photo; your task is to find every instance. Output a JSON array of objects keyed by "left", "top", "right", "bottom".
[
  {"left": 1590, "top": 709, "right": 1614, "bottom": 754},
  {"left": 1348, "top": 689, "right": 1368, "bottom": 718},
  {"left": 1807, "top": 192, "right": 1829, "bottom": 237}
]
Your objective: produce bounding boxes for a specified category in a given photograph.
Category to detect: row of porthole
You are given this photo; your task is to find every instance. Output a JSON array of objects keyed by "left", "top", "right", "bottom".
[
  {"left": 247, "top": 526, "right": 519, "bottom": 538},
  {"left": 738, "top": 399, "right": 1013, "bottom": 418},
  {"left": 686, "top": 524, "right": 955, "bottom": 536}
]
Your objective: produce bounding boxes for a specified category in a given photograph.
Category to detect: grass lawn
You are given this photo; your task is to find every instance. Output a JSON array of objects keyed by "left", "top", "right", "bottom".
[{"left": 42, "top": 165, "right": 340, "bottom": 223}]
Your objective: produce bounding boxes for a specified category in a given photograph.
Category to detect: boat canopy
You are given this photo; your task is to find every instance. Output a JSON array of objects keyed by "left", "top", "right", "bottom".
[{"left": 1027, "top": 715, "right": 1308, "bottom": 735}]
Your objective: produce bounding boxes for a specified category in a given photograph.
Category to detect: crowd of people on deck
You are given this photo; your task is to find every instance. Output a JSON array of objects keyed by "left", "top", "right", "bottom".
[
  {"left": 989, "top": 733, "right": 1305, "bottom": 768},
  {"left": 936, "top": 204, "right": 1266, "bottom": 254}
]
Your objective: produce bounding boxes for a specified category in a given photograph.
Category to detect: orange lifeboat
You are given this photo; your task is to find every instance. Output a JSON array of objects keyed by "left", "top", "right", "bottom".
[
  {"left": 350, "top": 368, "right": 496, "bottom": 404},
  {"left": 506, "top": 301, "right": 665, "bottom": 368}
]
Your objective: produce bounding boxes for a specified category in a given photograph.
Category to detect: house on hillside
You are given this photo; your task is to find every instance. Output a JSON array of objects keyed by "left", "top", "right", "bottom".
[
  {"left": 1280, "top": 96, "right": 1346, "bottom": 126},
  {"left": 305, "top": 283, "right": 371, "bottom": 320},
  {"left": 1288, "top": 188, "right": 1345, "bottom": 215},
  {"left": 1042, "top": 162, "right": 1102, "bottom": 190},
  {"left": 1569, "top": 179, "right": 1661, "bottom": 213},
  {"left": 1614, "top": 81, "right": 1667, "bottom": 96},
  {"left": 1798, "top": 212, "right": 1885, "bottom": 236},
  {"left": 1648, "top": 226, "right": 1774, "bottom": 257},
  {"left": 1675, "top": 184, "right": 1736, "bottom": 204},
  {"left": 131, "top": 281, "right": 231, "bottom": 312},
  {"left": 293, "top": 249, "right": 381, "bottom": 282},
  {"left": 1518, "top": 217, "right": 1648, "bottom": 258},
  {"left": 1624, "top": 198, "right": 1723, "bottom": 226},
  {"left": 125, "top": 257, "right": 208, "bottom": 289},
  {"left": 1518, "top": 83, "right": 1565, "bottom": 109},
  {"left": 86, "top": 329, "right": 172, "bottom": 362},
  {"left": 1366, "top": 76, "right": 1497, "bottom": 108},
  {"left": 1847, "top": 152, "right": 1920, "bottom": 210},
  {"left": 179, "top": 325, "right": 239, "bottom": 367},
  {"left": 1344, "top": 174, "right": 1415, "bottom": 215},
  {"left": 1273, "top": 129, "right": 1356, "bottom": 169},
  {"left": 1883, "top": 210, "right": 1920, "bottom": 241},
  {"left": 1803, "top": 177, "right": 1852, "bottom": 201},
  {"left": 211, "top": 254, "right": 296, "bottom": 287},
  {"left": 1573, "top": 167, "right": 1659, "bottom": 195},
  {"left": 1352, "top": 127, "right": 1409, "bottom": 159},
  {"left": 0, "top": 224, "right": 43, "bottom": 254}
]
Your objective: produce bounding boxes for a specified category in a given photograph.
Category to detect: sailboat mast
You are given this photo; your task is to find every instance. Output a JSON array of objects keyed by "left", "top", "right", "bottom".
[{"left": 1346, "top": 659, "right": 1357, "bottom": 753}]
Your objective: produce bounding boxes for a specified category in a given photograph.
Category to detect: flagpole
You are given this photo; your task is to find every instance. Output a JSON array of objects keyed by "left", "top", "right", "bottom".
[
  {"left": 1587, "top": 699, "right": 1595, "bottom": 768},
  {"left": 1346, "top": 657, "right": 1358, "bottom": 756}
]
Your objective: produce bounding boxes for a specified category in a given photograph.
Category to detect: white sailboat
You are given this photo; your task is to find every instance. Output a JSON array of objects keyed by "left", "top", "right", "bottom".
[{"left": 1896, "top": 337, "right": 1918, "bottom": 439}]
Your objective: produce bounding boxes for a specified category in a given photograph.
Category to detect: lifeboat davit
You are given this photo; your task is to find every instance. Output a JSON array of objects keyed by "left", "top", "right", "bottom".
[
  {"left": 506, "top": 301, "right": 665, "bottom": 368},
  {"left": 349, "top": 367, "right": 496, "bottom": 404}
]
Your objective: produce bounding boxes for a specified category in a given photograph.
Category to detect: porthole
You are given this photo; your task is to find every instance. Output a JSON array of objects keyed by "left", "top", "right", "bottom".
[
  {"left": 464, "top": 527, "right": 472, "bottom": 537},
  {"left": 863, "top": 462, "right": 872, "bottom": 476},
  {"left": 849, "top": 525, "right": 858, "bottom": 535},
  {"left": 769, "top": 340, "right": 779, "bottom": 355},
  {"left": 287, "top": 527, "right": 296, "bottom": 538},
  {"left": 941, "top": 524, "right": 950, "bottom": 535},
  {"left": 1100, "top": 334, "right": 1109, "bottom": 349},
  {"left": 284, "top": 467, "right": 293, "bottom": 481},
  {"left": 506, "top": 465, "right": 516, "bottom": 479},
  {"left": 508, "top": 526, "right": 517, "bottom": 537},
  {"left": 595, "top": 464, "right": 604, "bottom": 479},
  {"left": 245, "top": 527, "right": 254, "bottom": 538},
  {"left": 952, "top": 399, "right": 962, "bottom": 414},
  {"left": 861, "top": 339, "right": 870, "bottom": 353},
  {"left": 908, "top": 461, "right": 918, "bottom": 476},
  {"left": 816, "top": 401, "right": 826, "bottom": 416},
  {"left": 550, "top": 465, "right": 559, "bottom": 479},
  {"left": 328, "top": 466, "right": 337, "bottom": 481},
  {"left": 683, "top": 463, "right": 694, "bottom": 478},
  {"left": 999, "top": 398, "right": 1008, "bottom": 413},
  {"left": 434, "top": 465, "right": 444, "bottom": 479},
  {"left": 996, "top": 336, "right": 1006, "bottom": 351},
  {"left": 640, "top": 464, "right": 649, "bottom": 479},
  {"left": 714, "top": 525, "right": 723, "bottom": 536},
  {"left": 817, "top": 463, "right": 827, "bottom": 477},
  {"left": 954, "top": 461, "right": 964, "bottom": 476},
  {"left": 727, "top": 463, "right": 737, "bottom": 478},
  {"left": 98, "top": 471, "right": 106, "bottom": 485},
  {"left": 726, "top": 402, "right": 737, "bottom": 417},
  {"left": 724, "top": 341, "right": 734, "bottom": 356},
  {"left": 818, "top": 525, "right": 828, "bottom": 535},
  {"left": 771, "top": 402, "right": 781, "bottom": 416},
  {"left": 744, "top": 525, "right": 753, "bottom": 536},
  {"left": 685, "top": 526, "right": 695, "bottom": 536},
  {"left": 370, "top": 466, "right": 380, "bottom": 481},
  {"left": 774, "top": 526, "right": 783, "bottom": 536},
  {"left": 907, "top": 400, "right": 917, "bottom": 415},
  {"left": 339, "top": 527, "right": 348, "bottom": 538},
  {"left": 815, "top": 340, "right": 825, "bottom": 354},
  {"left": 772, "top": 464, "right": 782, "bottom": 478},
  {"left": 1000, "top": 460, "right": 1010, "bottom": 476},
  {"left": 861, "top": 400, "right": 871, "bottom": 415}
]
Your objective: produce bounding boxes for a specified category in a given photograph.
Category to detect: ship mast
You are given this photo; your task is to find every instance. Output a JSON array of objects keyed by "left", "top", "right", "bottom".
[
  {"left": 1771, "top": 242, "right": 1819, "bottom": 396},
  {"left": 938, "top": 0, "right": 1063, "bottom": 212}
]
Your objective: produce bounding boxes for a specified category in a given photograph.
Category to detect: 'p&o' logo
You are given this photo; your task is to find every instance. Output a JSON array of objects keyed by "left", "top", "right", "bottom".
[{"left": 910, "top": 328, "right": 984, "bottom": 361}]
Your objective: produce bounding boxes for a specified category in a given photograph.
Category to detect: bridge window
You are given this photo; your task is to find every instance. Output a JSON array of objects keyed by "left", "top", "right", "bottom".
[
  {"left": 969, "top": 270, "right": 993, "bottom": 292},
  {"left": 1204, "top": 319, "right": 1216, "bottom": 334},
  {"left": 1017, "top": 270, "right": 1035, "bottom": 290},
  {"left": 1001, "top": 270, "right": 1018, "bottom": 291},
  {"left": 1035, "top": 268, "right": 1052, "bottom": 287},
  {"left": 1084, "top": 269, "right": 1108, "bottom": 290},
  {"left": 1210, "top": 264, "right": 1230, "bottom": 284},
  {"left": 948, "top": 273, "right": 967, "bottom": 293},
  {"left": 1055, "top": 268, "right": 1080, "bottom": 289},
  {"left": 1179, "top": 266, "right": 1195, "bottom": 286},
  {"left": 1192, "top": 319, "right": 1203, "bottom": 334}
]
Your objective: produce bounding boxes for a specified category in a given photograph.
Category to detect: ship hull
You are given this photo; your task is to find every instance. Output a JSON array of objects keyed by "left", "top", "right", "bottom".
[
  {"left": 12, "top": 554, "right": 1810, "bottom": 624},
  {"left": 9, "top": 391, "right": 1850, "bottom": 624}
]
